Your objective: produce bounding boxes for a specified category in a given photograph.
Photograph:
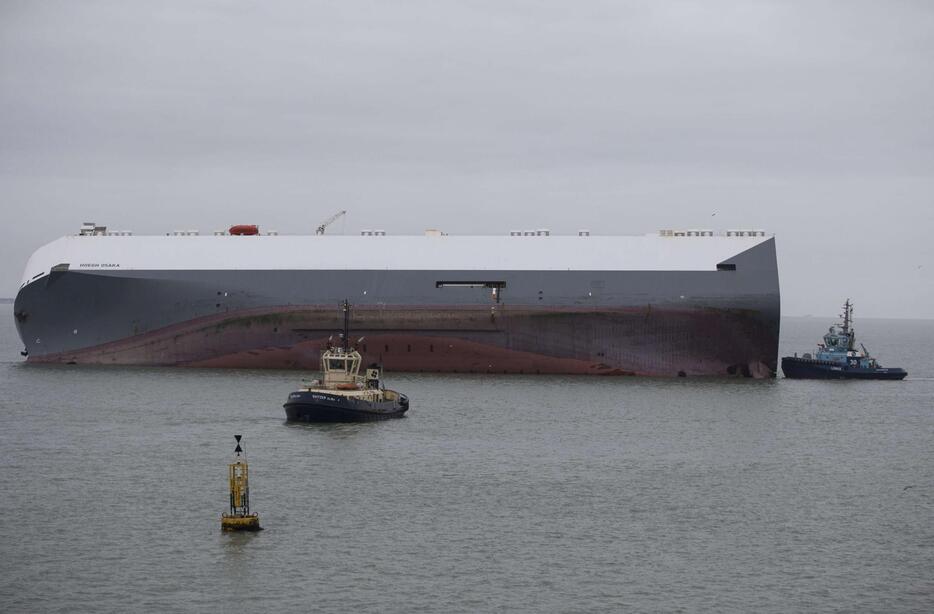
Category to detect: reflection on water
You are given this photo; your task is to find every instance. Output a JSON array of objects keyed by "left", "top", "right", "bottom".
[{"left": 283, "top": 420, "right": 392, "bottom": 437}]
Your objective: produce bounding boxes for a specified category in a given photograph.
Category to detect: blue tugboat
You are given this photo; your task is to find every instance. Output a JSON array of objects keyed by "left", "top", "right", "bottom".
[
  {"left": 283, "top": 300, "right": 409, "bottom": 422},
  {"left": 781, "top": 299, "right": 907, "bottom": 380}
]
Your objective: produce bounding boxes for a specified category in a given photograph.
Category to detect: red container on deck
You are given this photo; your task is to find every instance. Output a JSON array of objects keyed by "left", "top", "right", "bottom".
[{"left": 229, "top": 225, "right": 259, "bottom": 236}]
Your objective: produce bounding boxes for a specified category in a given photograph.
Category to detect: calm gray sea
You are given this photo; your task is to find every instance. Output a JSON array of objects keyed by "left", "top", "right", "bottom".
[{"left": 0, "top": 304, "right": 931, "bottom": 613}]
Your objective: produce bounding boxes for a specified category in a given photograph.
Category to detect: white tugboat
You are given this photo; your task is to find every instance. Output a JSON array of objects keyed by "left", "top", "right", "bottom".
[{"left": 283, "top": 301, "right": 409, "bottom": 422}]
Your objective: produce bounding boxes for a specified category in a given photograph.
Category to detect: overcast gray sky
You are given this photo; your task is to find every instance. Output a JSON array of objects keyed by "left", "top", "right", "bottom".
[{"left": 1, "top": 0, "right": 932, "bottom": 317}]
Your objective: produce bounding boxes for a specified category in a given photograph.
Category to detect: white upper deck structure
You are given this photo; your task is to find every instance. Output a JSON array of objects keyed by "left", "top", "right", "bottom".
[{"left": 20, "top": 225, "right": 773, "bottom": 287}]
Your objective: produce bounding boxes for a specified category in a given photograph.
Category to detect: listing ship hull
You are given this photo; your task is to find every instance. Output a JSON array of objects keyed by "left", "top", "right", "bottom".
[
  {"left": 781, "top": 357, "right": 907, "bottom": 380},
  {"left": 14, "top": 236, "right": 780, "bottom": 378}
]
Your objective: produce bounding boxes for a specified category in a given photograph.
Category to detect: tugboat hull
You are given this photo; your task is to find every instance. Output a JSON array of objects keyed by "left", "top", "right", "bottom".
[
  {"left": 284, "top": 390, "right": 409, "bottom": 423},
  {"left": 781, "top": 357, "right": 907, "bottom": 380}
]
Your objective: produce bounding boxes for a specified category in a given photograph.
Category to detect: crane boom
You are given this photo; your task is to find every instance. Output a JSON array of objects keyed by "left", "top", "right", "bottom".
[{"left": 316, "top": 210, "right": 346, "bottom": 235}]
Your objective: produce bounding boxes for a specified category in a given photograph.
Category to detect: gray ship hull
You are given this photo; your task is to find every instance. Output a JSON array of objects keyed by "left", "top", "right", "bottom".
[{"left": 14, "top": 240, "right": 780, "bottom": 377}]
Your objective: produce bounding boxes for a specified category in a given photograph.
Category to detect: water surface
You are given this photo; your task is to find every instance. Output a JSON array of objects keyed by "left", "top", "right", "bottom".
[{"left": 1, "top": 307, "right": 931, "bottom": 612}]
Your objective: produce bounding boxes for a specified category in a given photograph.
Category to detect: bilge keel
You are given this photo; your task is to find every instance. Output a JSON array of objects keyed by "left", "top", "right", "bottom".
[{"left": 14, "top": 224, "right": 780, "bottom": 377}]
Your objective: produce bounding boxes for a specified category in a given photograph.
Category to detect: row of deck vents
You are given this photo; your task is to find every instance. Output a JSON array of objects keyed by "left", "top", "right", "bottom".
[
  {"left": 78, "top": 222, "right": 764, "bottom": 238},
  {"left": 78, "top": 222, "right": 287, "bottom": 237},
  {"left": 659, "top": 229, "right": 766, "bottom": 237},
  {"left": 371, "top": 230, "right": 589, "bottom": 237},
  {"left": 165, "top": 230, "right": 282, "bottom": 236},
  {"left": 78, "top": 223, "right": 132, "bottom": 236},
  {"left": 510, "top": 230, "right": 592, "bottom": 236},
  {"left": 211, "top": 230, "right": 279, "bottom": 236}
]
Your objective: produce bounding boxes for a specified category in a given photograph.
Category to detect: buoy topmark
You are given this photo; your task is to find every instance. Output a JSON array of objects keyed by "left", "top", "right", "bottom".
[{"left": 221, "top": 435, "right": 262, "bottom": 532}]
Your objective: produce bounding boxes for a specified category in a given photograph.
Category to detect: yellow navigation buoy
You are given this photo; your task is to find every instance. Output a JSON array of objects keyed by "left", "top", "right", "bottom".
[{"left": 221, "top": 435, "right": 262, "bottom": 531}]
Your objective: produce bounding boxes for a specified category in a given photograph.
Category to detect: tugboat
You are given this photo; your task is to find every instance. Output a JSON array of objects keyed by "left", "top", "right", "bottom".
[
  {"left": 283, "top": 300, "right": 409, "bottom": 422},
  {"left": 782, "top": 299, "right": 907, "bottom": 380}
]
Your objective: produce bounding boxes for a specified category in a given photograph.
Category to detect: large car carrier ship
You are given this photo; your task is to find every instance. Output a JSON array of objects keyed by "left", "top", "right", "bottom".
[{"left": 13, "top": 223, "right": 780, "bottom": 377}]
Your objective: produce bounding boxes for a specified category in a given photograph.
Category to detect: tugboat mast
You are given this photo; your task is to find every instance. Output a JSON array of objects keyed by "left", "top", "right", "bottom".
[
  {"left": 842, "top": 298, "right": 852, "bottom": 335},
  {"left": 341, "top": 300, "right": 351, "bottom": 351}
]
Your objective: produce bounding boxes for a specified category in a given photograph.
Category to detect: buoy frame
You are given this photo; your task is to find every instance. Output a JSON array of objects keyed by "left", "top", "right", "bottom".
[{"left": 221, "top": 435, "right": 263, "bottom": 531}]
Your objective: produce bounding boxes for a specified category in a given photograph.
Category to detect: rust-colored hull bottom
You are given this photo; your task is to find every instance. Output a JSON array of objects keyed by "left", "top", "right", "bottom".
[{"left": 27, "top": 305, "right": 778, "bottom": 378}]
